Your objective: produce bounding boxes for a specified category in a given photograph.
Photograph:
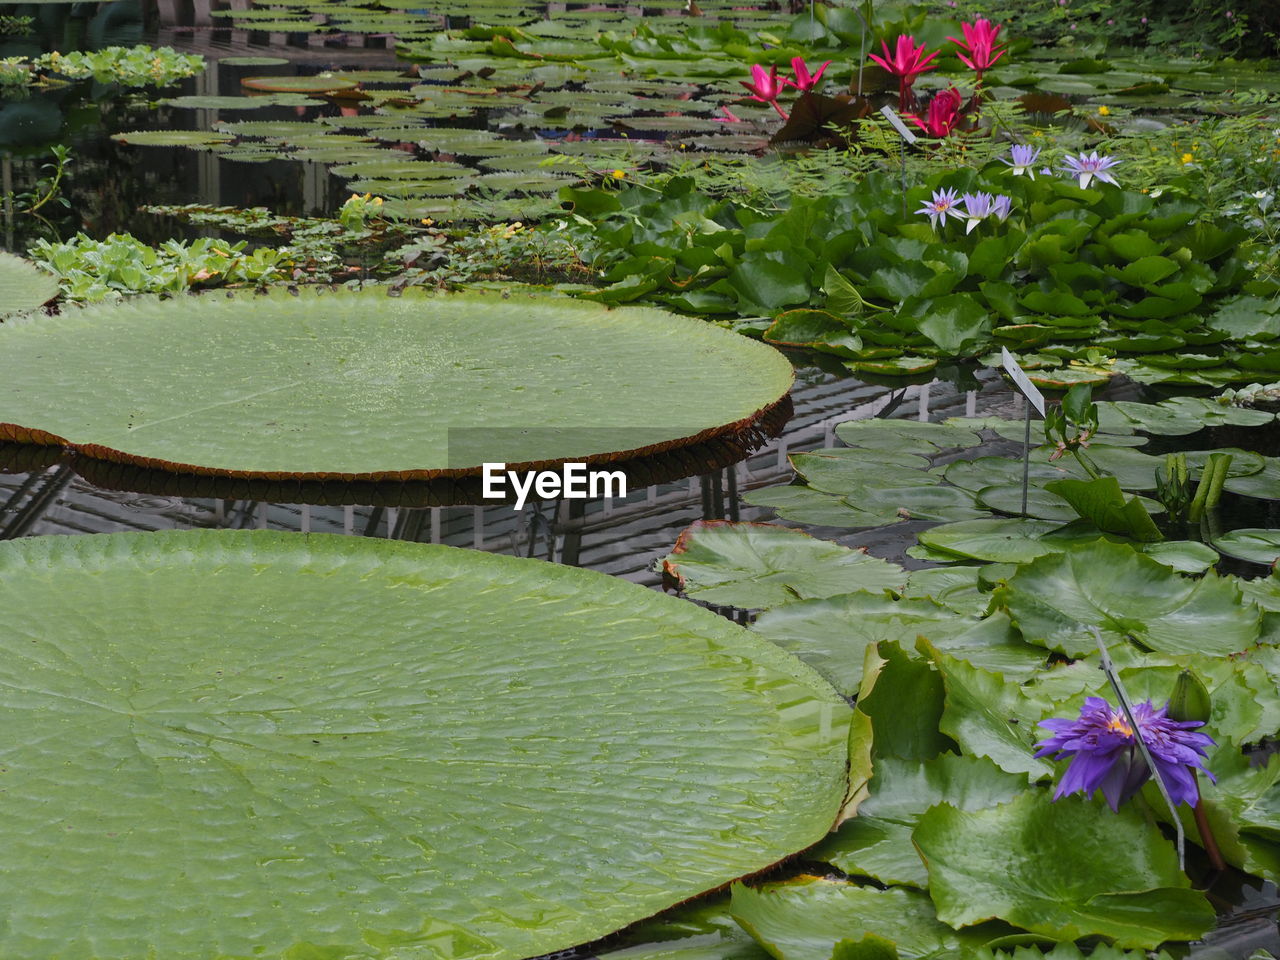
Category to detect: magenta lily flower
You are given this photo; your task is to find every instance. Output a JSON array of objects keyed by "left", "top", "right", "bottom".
[
  {"left": 783, "top": 56, "right": 832, "bottom": 93},
  {"left": 1035, "top": 697, "right": 1215, "bottom": 812},
  {"left": 740, "top": 63, "right": 789, "bottom": 120},
  {"left": 949, "top": 18, "right": 1006, "bottom": 80},
  {"left": 868, "top": 35, "right": 939, "bottom": 109},
  {"left": 907, "top": 86, "right": 963, "bottom": 138}
]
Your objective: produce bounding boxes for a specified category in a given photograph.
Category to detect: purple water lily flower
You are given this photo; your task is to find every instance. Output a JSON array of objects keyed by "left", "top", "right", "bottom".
[
  {"left": 915, "top": 187, "right": 964, "bottom": 228},
  {"left": 1061, "top": 150, "right": 1121, "bottom": 188},
  {"left": 1001, "top": 144, "right": 1041, "bottom": 177},
  {"left": 992, "top": 193, "right": 1012, "bottom": 222},
  {"left": 961, "top": 191, "right": 995, "bottom": 233},
  {"left": 1035, "top": 696, "right": 1215, "bottom": 812}
]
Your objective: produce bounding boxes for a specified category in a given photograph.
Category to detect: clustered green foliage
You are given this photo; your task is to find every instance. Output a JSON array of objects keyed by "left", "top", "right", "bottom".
[
  {"left": 560, "top": 163, "right": 1278, "bottom": 386},
  {"left": 0, "top": 45, "right": 204, "bottom": 89},
  {"left": 743, "top": 396, "right": 1277, "bottom": 544},
  {"left": 652, "top": 515, "right": 1280, "bottom": 955}
]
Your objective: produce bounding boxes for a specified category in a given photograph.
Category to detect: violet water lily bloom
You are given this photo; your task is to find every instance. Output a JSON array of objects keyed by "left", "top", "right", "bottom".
[
  {"left": 960, "top": 191, "right": 995, "bottom": 233},
  {"left": 1001, "top": 144, "right": 1041, "bottom": 177},
  {"left": 992, "top": 193, "right": 1012, "bottom": 222},
  {"left": 915, "top": 187, "right": 964, "bottom": 229},
  {"left": 1035, "top": 696, "right": 1215, "bottom": 812},
  {"left": 1061, "top": 150, "right": 1121, "bottom": 188}
]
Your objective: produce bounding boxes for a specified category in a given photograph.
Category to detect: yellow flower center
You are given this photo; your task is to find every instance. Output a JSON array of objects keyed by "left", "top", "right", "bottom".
[{"left": 1106, "top": 716, "right": 1133, "bottom": 736}]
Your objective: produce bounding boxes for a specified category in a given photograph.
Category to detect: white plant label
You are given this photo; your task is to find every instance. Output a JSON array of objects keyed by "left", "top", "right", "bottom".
[
  {"left": 1000, "top": 347, "right": 1046, "bottom": 417},
  {"left": 878, "top": 105, "right": 919, "bottom": 145}
]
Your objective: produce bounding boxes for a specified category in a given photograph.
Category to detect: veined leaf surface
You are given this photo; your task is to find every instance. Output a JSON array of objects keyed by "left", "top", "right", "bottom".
[{"left": 0, "top": 530, "right": 853, "bottom": 960}]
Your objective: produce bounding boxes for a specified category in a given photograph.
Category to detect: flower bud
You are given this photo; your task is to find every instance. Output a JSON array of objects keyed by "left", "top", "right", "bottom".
[{"left": 1168, "top": 669, "right": 1211, "bottom": 724}]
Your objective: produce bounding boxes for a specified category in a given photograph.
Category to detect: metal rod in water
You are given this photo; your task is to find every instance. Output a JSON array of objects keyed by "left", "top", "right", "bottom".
[
  {"left": 1093, "top": 628, "right": 1187, "bottom": 870},
  {"left": 1021, "top": 400, "right": 1032, "bottom": 516}
]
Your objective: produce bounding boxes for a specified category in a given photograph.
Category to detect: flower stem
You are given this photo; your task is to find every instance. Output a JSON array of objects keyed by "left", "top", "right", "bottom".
[
  {"left": 1192, "top": 784, "right": 1227, "bottom": 873},
  {"left": 770, "top": 100, "right": 790, "bottom": 121}
]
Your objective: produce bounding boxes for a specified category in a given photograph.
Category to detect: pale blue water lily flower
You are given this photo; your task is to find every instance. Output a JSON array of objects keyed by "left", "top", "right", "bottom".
[
  {"left": 992, "top": 193, "right": 1012, "bottom": 222},
  {"left": 1001, "top": 144, "right": 1040, "bottom": 177},
  {"left": 916, "top": 187, "right": 964, "bottom": 228},
  {"left": 1061, "top": 151, "right": 1121, "bottom": 188},
  {"left": 960, "top": 191, "right": 995, "bottom": 233}
]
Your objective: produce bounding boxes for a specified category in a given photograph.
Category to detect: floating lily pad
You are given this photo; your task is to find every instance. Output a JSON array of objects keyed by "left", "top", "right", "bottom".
[
  {"left": 161, "top": 94, "right": 323, "bottom": 110},
  {"left": 1212, "top": 528, "right": 1280, "bottom": 566},
  {"left": 218, "top": 56, "right": 291, "bottom": 66},
  {"left": 0, "top": 289, "right": 793, "bottom": 480},
  {"left": 0, "top": 530, "right": 853, "bottom": 960},
  {"left": 998, "top": 540, "right": 1261, "bottom": 657},
  {"left": 0, "top": 253, "right": 58, "bottom": 319},
  {"left": 111, "top": 130, "right": 235, "bottom": 147},
  {"left": 241, "top": 74, "right": 359, "bottom": 94},
  {"left": 729, "top": 878, "right": 997, "bottom": 960},
  {"left": 914, "top": 791, "right": 1215, "bottom": 947},
  {"left": 661, "top": 521, "right": 906, "bottom": 610}
]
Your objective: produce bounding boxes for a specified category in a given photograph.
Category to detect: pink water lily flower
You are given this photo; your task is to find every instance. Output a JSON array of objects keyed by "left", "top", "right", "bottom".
[
  {"left": 949, "top": 18, "right": 1006, "bottom": 79},
  {"left": 740, "top": 63, "right": 789, "bottom": 119},
  {"left": 907, "top": 86, "right": 963, "bottom": 138},
  {"left": 783, "top": 56, "right": 832, "bottom": 93},
  {"left": 868, "top": 35, "right": 939, "bottom": 108}
]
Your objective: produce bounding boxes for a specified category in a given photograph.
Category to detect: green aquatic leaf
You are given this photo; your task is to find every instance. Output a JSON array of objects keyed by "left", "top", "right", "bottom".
[
  {"left": 857, "top": 642, "right": 953, "bottom": 761},
  {"left": 0, "top": 253, "right": 58, "bottom": 318},
  {"left": 730, "top": 879, "right": 994, "bottom": 960},
  {"left": 1213, "top": 528, "right": 1280, "bottom": 565},
  {"left": 1042, "top": 475, "right": 1164, "bottom": 541},
  {"left": 924, "top": 643, "right": 1053, "bottom": 777},
  {"left": 751, "top": 593, "right": 987, "bottom": 699},
  {"left": 813, "top": 755, "right": 1027, "bottom": 888},
  {"left": 913, "top": 792, "right": 1215, "bottom": 947},
  {"left": 998, "top": 540, "right": 1261, "bottom": 657},
  {"left": 662, "top": 522, "right": 905, "bottom": 610},
  {"left": 0, "top": 288, "right": 792, "bottom": 479},
  {"left": 0, "top": 530, "right": 855, "bottom": 960}
]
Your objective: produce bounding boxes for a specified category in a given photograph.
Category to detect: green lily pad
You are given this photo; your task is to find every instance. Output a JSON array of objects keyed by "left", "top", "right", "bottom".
[
  {"left": 0, "top": 530, "right": 854, "bottom": 960},
  {"left": 218, "top": 56, "right": 291, "bottom": 66},
  {"left": 813, "top": 755, "right": 1027, "bottom": 888},
  {"left": 0, "top": 289, "right": 793, "bottom": 479},
  {"left": 0, "top": 252, "right": 58, "bottom": 318},
  {"left": 914, "top": 518, "right": 1069, "bottom": 563},
  {"left": 730, "top": 879, "right": 998, "bottom": 960},
  {"left": 111, "top": 130, "right": 235, "bottom": 148},
  {"left": 751, "top": 593, "right": 983, "bottom": 699},
  {"left": 913, "top": 791, "right": 1215, "bottom": 947},
  {"left": 998, "top": 540, "right": 1261, "bottom": 657},
  {"left": 662, "top": 521, "right": 905, "bottom": 610},
  {"left": 241, "top": 73, "right": 359, "bottom": 93},
  {"left": 1212, "top": 528, "right": 1280, "bottom": 565},
  {"left": 924, "top": 643, "right": 1053, "bottom": 777}
]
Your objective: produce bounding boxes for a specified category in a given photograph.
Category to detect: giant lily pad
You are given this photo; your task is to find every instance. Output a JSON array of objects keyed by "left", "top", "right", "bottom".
[
  {"left": 0, "top": 288, "right": 793, "bottom": 480},
  {"left": 0, "top": 530, "right": 854, "bottom": 960},
  {"left": 0, "top": 253, "right": 58, "bottom": 319}
]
